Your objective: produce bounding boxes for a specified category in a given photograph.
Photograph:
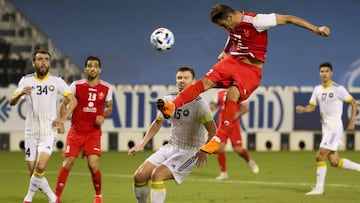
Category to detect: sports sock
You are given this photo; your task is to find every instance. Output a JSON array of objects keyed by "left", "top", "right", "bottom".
[
  {"left": 217, "top": 151, "right": 227, "bottom": 172},
  {"left": 221, "top": 100, "right": 238, "bottom": 126},
  {"left": 151, "top": 180, "right": 166, "bottom": 203},
  {"left": 39, "top": 176, "right": 57, "bottom": 202},
  {"left": 134, "top": 182, "right": 149, "bottom": 203},
  {"left": 24, "top": 171, "right": 44, "bottom": 201},
  {"left": 239, "top": 149, "right": 250, "bottom": 162},
  {"left": 173, "top": 80, "right": 204, "bottom": 108},
  {"left": 315, "top": 161, "right": 327, "bottom": 189},
  {"left": 338, "top": 158, "right": 360, "bottom": 171},
  {"left": 92, "top": 169, "right": 102, "bottom": 195},
  {"left": 55, "top": 166, "right": 70, "bottom": 198}
]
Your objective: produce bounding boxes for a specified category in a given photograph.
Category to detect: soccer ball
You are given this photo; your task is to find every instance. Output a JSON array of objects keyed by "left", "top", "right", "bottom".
[{"left": 150, "top": 27, "right": 174, "bottom": 52}]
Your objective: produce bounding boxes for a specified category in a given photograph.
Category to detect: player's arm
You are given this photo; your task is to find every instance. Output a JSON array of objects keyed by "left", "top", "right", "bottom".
[
  {"left": 53, "top": 93, "right": 77, "bottom": 133},
  {"left": 9, "top": 86, "right": 32, "bottom": 106},
  {"left": 295, "top": 103, "right": 316, "bottom": 114},
  {"left": 217, "top": 36, "right": 231, "bottom": 61},
  {"left": 346, "top": 98, "right": 358, "bottom": 131},
  {"left": 128, "top": 118, "right": 164, "bottom": 156},
  {"left": 235, "top": 102, "right": 249, "bottom": 119},
  {"left": 95, "top": 100, "right": 113, "bottom": 126},
  {"left": 275, "top": 14, "right": 330, "bottom": 36}
]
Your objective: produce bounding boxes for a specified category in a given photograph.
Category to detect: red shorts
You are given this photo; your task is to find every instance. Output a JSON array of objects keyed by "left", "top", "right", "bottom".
[
  {"left": 63, "top": 127, "right": 102, "bottom": 158},
  {"left": 205, "top": 55, "right": 262, "bottom": 102},
  {"left": 219, "top": 121, "right": 243, "bottom": 147}
]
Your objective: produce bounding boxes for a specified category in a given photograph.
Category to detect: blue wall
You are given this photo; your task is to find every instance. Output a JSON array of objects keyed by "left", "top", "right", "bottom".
[{"left": 8, "top": 0, "right": 360, "bottom": 87}]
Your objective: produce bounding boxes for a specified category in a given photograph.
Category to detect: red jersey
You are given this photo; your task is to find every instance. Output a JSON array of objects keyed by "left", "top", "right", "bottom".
[
  {"left": 70, "top": 79, "right": 113, "bottom": 133},
  {"left": 224, "top": 12, "right": 276, "bottom": 62}
]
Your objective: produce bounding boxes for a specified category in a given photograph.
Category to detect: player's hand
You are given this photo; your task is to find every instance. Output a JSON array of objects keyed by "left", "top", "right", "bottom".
[
  {"left": 22, "top": 86, "right": 32, "bottom": 95},
  {"left": 347, "top": 120, "right": 355, "bottom": 132},
  {"left": 57, "top": 123, "right": 65, "bottom": 134},
  {"left": 95, "top": 115, "right": 105, "bottom": 126},
  {"left": 316, "top": 26, "right": 330, "bottom": 37},
  {"left": 194, "top": 150, "right": 208, "bottom": 168},
  {"left": 128, "top": 145, "right": 144, "bottom": 156},
  {"left": 217, "top": 51, "right": 228, "bottom": 61},
  {"left": 295, "top": 105, "right": 305, "bottom": 114}
]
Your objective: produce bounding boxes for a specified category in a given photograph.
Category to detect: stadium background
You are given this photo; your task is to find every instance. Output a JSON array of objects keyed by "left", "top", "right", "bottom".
[{"left": 1, "top": 0, "right": 360, "bottom": 152}]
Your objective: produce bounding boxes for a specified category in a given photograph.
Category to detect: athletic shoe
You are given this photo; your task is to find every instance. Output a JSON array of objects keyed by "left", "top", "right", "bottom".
[
  {"left": 156, "top": 99, "right": 174, "bottom": 119},
  {"left": 200, "top": 138, "right": 220, "bottom": 154},
  {"left": 94, "top": 194, "right": 102, "bottom": 203},
  {"left": 23, "top": 201, "right": 31, "bottom": 203},
  {"left": 305, "top": 187, "right": 324, "bottom": 195},
  {"left": 215, "top": 172, "right": 228, "bottom": 180},
  {"left": 248, "top": 159, "right": 260, "bottom": 174}
]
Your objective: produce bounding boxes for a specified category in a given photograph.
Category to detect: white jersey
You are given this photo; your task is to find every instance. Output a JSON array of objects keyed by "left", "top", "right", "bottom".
[
  {"left": 158, "top": 93, "right": 213, "bottom": 150},
  {"left": 309, "top": 82, "right": 353, "bottom": 133},
  {"left": 13, "top": 73, "right": 72, "bottom": 139}
]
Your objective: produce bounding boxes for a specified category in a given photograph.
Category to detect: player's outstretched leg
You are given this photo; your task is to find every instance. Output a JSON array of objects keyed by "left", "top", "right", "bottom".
[{"left": 156, "top": 99, "right": 175, "bottom": 119}]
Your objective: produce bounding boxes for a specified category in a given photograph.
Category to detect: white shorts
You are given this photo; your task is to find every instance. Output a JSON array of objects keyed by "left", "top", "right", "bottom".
[
  {"left": 24, "top": 136, "right": 56, "bottom": 161},
  {"left": 319, "top": 132, "right": 343, "bottom": 151},
  {"left": 146, "top": 144, "right": 198, "bottom": 185}
]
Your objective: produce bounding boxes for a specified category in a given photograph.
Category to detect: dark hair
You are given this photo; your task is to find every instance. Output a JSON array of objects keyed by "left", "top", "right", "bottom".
[
  {"left": 177, "top": 66, "right": 195, "bottom": 78},
  {"left": 210, "top": 4, "right": 235, "bottom": 23},
  {"left": 32, "top": 49, "right": 51, "bottom": 61},
  {"left": 85, "top": 55, "right": 101, "bottom": 68},
  {"left": 319, "top": 62, "right": 332, "bottom": 71}
]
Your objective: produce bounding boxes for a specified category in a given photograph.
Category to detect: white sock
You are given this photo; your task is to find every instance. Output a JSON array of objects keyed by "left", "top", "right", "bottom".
[
  {"left": 134, "top": 184, "right": 149, "bottom": 203},
  {"left": 151, "top": 189, "right": 166, "bottom": 203},
  {"left": 39, "top": 177, "right": 57, "bottom": 202},
  {"left": 151, "top": 181, "right": 166, "bottom": 203},
  {"left": 23, "top": 174, "right": 41, "bottom": 201},
  {"left": 340, "top": 158, "right": 360, "bottom": 171},
  {"left": 315, "top": 162, "right": 327, "bottom": 189}
]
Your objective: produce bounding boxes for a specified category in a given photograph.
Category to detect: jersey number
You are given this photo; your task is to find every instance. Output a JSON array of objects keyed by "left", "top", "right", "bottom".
[
  {"left": 88, "top": 92, "right": 97, "bottom": 101},
  {"left": 35, "top": 85, "right": 48, "bottom": 95}
]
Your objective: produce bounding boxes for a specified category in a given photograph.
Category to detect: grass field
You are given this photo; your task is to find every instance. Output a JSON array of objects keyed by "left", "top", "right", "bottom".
[{"left": 1, "top": 150, "right": 360, "bottom": 203}]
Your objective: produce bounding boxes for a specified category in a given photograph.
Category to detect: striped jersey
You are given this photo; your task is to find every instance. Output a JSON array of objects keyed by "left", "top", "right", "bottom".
[
  {"left": 69, "top": 79, "right": 113, "bottom": 133},
  {"left": 159, "top": 93, "right": 213, "bottom": 150},
  {"left": 309, "top": 82, "right": 353, "bottom": 133},
  {"left": 13, "top": 73, "right": 72, "bottom": 138}
]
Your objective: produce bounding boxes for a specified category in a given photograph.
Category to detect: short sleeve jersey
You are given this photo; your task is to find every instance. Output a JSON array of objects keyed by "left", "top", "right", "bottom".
[
  {"left": 158, "top": 93, "right": 213, "bottom": 150},
  {"left": 226, "top": 12, "right": 277, "bottom": 62},
  {"left": 309, "top": 82, "right": 353, "bottom": 132},
  {"left": 13, "top": 73, "right": 72, "bottom": 138},
  {"left": 70, "top": 79, "right": 113, "bottom": 133}
]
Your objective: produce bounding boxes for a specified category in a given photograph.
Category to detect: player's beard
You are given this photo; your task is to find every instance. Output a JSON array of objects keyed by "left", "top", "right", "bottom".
[{"left": 36, "top": 65, "right": 49, "bottom": 77}]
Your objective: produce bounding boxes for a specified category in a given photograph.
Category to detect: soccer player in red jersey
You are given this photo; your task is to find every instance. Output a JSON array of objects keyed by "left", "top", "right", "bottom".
[
  {"left": 55, "top": 56, "right": 113, "bottom": 203},
  {"left": 210, "top": 89, "right": 259, "bottom": 180},
  {"left": 157, "top": 3, "right": 330, "bottom": 154}
]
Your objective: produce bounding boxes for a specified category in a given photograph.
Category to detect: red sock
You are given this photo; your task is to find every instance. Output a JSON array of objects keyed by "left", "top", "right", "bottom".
[
  {"left": 217, "top": 151, "right": 227, "bottom": 172},
  {"left": 55, "top": 166, "right": 70, "bottom": 197},
  {"left": 173, "top": 80, "right": 205, "bottom": 108},
  {"left": 238, "top": 149, "right": 250, "bottom": 162},
  {"left": 216, "top": 100, "right": 238, "bottom": 142},
  {"left": 92, "top": 169, "right": 102, "bottom": 195}
]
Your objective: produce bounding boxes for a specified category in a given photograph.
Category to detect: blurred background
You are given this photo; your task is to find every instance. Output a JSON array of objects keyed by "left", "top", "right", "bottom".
[{"left": 1, "top": 0, "right": 360, "bottom": 87}]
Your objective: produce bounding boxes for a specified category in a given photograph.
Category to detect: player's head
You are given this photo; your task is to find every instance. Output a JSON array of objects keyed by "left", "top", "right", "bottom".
[
  {"left": 319, "top": 62, "right": 332, "bottom": 71},
  {"left": 176, "top": 66, "right": 195, "bottom": 92},
  {"left": 85, "top": 55, "right": 101, "bottom": 81},
  {"left": 210, "top": 4, "right": 237, "bottom": 30},
  {"left": 319, "top": 62, "right": 333, "bottom": 82},
  {"left": 32, "top": 49, "right": 51, "bottom": 77}
]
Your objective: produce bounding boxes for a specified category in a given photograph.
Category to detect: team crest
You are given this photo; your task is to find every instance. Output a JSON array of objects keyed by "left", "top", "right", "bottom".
[
  {"left": 49, "top": 85, "right": 55, "bottom": 91},
  {"left": 244, "top": 29, "right": 250, "bottom": 37}
]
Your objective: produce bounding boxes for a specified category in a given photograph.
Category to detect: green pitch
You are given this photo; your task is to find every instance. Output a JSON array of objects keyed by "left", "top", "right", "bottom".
[{"left": 1, "top": 150, "right": 359, "bottom": 203}]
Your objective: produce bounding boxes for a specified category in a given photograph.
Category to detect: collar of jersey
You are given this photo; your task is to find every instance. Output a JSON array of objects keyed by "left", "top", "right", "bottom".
[
  {"left": 322, "top": 80, "right": 333, "bottom": 90},
  {"left": 34, "top": 72, "right": 50, "bottom": 82}
]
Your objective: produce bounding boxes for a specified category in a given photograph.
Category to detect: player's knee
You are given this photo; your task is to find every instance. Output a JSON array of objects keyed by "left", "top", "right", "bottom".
[
  {"left": 62, "top": 157, "right": 75, "bottom": 169},
  {"left": 134, "top": 172, "right": 148, "bottom": 183}
]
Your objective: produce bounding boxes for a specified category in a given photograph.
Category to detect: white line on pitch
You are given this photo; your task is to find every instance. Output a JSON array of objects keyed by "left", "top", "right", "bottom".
[{"left": 0, "top": 169, "right": 353, "bottom": 188}]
